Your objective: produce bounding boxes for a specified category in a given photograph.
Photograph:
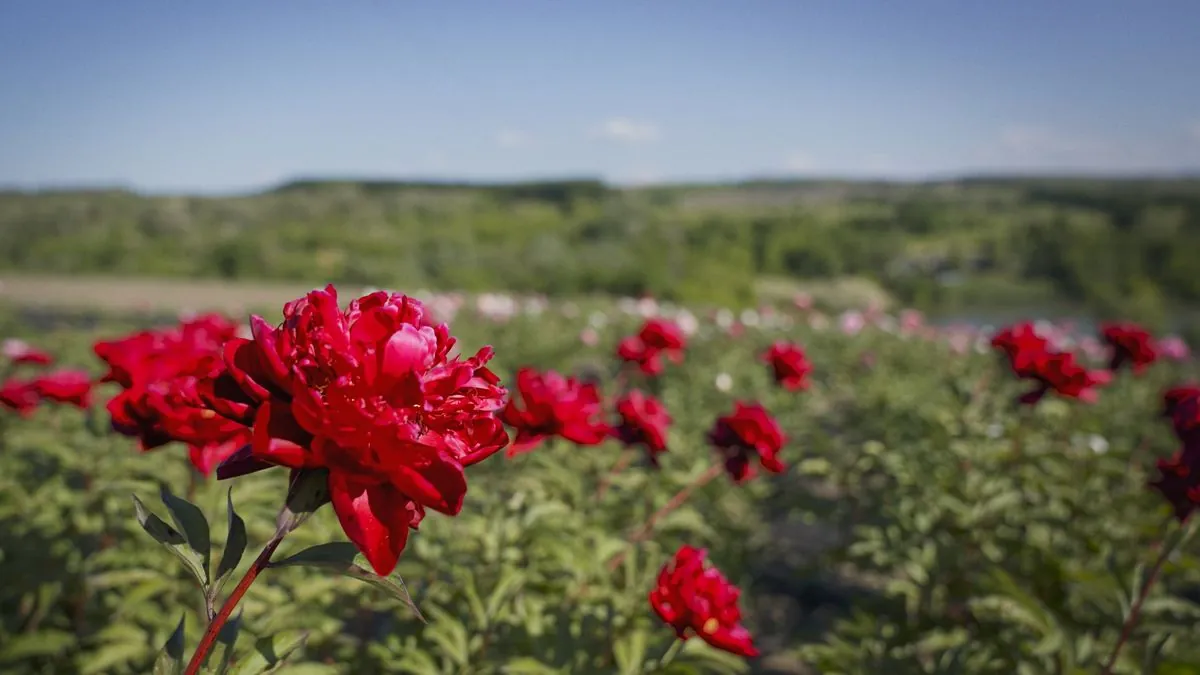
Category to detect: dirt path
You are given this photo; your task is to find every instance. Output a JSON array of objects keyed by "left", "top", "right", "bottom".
[{"left": 0, "top": 274, "right": 330, "bottom": 316}]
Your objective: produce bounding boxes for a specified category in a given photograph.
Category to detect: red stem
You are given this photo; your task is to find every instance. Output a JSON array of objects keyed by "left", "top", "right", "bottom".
[
  {"left": 596, "top": 448, "right": 636, "bottom": 500},
  {"left": 607, "top": 464, "right": 723, "bottom": 572},
  {"left": 1099, "top": 532, "right": 1175, "bottom": 675},
  {"left": 183, "top": 534, "right": 286, "bottom": 675}
]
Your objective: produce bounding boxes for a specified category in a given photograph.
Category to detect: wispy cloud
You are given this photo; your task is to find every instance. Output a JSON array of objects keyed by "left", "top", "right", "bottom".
[
  {"left": 495, "top": 129, "right": 531, "bottom": 149},
  {"left": 782, "top": 152, "right": 816, "bottom": 173},
  {"left": 592, "top": 117, "right": 660, "bottom": 144}
]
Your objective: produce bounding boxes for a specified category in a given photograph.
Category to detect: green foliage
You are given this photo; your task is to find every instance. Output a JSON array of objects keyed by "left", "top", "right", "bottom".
[
  {"left": 1, "top": 299, "right": 1200, "bottom": 674},
  {"left": 5, "top": 178, "right": 1200, "bottom": 323}
]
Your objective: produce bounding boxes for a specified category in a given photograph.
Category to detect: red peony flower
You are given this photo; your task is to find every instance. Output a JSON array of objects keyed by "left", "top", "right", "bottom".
[
  {"left": 1149, "top": 446, "right": 1200, "bottom": 522},
  {"left": 708, "top": 401, "right": 786, "bottom": 483},
  {"left": 1016, "top": 351, "right": 1111, "bottom": 406},
  {"left": 198, "top": 285, "right": 509, "bottom": 575},
  {"left": 991, "top": 322, "right": 1051, "bottom": 378},
  {"left": 1164, "top": 385, "right": 1200, "bottom": 444},
  {"left": 2, "top": 339, "right": 54, "bottom": 367},
  {"left": 611, "top": 390, "right": 671, "bottom": 466},
  {"left": 499, "top": 367, "right": 610, "bottom": 455},
  {"left": 616, "top": 318, "right": 687, "bottom": 377},
  {"left": 649, "top": 545, "right": 758, "bottom": 658},
  {"left": 94, "top": 314, "right": 250, "bottom": 474},
  {"left": 32, "top": 370, "right": 94, "bottom": 409},
  {"left": 761, "top": 341, "right": 812, "bottom": 391},
  {"left": 1101, "top": 322, "right": 1158, "bottom": 374},
  {"left": 0, "top": 378, "right": 40, "bottom": 416}
]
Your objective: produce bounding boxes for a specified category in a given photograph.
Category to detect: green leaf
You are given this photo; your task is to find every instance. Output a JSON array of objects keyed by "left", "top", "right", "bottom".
[
  {"left": 230, "top": 631, "right": 308, "bottom": 675},
  {"left": 0, "top": 630, "right": 77, "bottom": 662},
  {"left": 612, "top": 627, "right": 648, "bottom": 675},
  {"left": 270, "top": 542, "right": 358, "bottom": 568},
  {"left": 503, "top": 657, "right": 564, "bottom": 674},
  {"left": 485, "top": 567, "right": 526, "bottom": 621},
  {"left": 152, "top": 615, "right": 186, "bottom": 675},
  {"left": 215, "top": 489, "right": 248, "bottom": 586},
  {"left": 160, "top": 484, "right": 212, "bottom": 583},
  {"left": 133, "top": 494, "right": 209, "bottom": 591},
  {"left": 271, "top": 542, "right": 425, "bottom": 622}
]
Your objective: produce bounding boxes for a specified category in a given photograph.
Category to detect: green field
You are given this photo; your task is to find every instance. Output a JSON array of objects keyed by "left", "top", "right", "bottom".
[
  {"left": 2, "top": 283, "right": 1199, "bottom": 674},
  {"left": 4, "top": 177, "right": 1200, "bottom": 331}
]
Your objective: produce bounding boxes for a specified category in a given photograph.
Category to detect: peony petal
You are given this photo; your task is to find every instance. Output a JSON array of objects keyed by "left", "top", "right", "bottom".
[
  {"left": 215, "top": 444, "right": 273, "bottom": 480},
  {"left": 329, "top": 471, "right": 413, "bottom": 576},
  {"left": 251, "top": 400, "right": 314, "bottom": 468},
  {"left": 379, "top": 440, "right": 467, "bottom": 515}
]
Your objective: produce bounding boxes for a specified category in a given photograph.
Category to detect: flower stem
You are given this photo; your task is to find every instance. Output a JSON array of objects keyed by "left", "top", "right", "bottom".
[
  {"left": 607, "top": 464, "right": 723, "bottom": 572},
  {"left": 596, "top": 448, "right": 635, "bottom": 500},
  {"left": 1099, "top": 520, "right": 1182, "bottom": 675},
  {"left": 183, "top": 532, "right": 287, "bottom": 675},
  {"left": 653, "top": 638, "right": 685, "bottom": 671}
]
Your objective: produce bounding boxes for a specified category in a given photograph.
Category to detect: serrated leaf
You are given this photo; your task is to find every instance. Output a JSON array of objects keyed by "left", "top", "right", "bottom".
[
  {"left": 160, "top": 484, "right": 212, "bottom": 583},
  {"left": 230, "top": 631, "right": 308, "bottom": 675},
  {"left": 215, "top": 489, "right": 247, "bottom": 587},
  {"left": 133, "top": 494, "right": 209, "bottom": 591},
  {"left": 152, "top": 615, "right": 186, "bottom": 675}
]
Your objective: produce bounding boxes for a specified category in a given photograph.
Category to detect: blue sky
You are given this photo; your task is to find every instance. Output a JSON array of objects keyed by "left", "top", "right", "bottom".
[{"left": 2, "top": 0, "right": 1199, "bottom": 193}]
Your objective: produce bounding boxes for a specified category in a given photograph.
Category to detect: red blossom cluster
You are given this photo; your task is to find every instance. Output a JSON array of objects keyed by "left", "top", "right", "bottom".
[
  {"left": 0, "top": 339, "right": 94, "bottom": 416},
  {"left": 616, "top": 318, "right": 687, "bottom": 376},
  {"left": 1150, "top": 384, "right": 1200, "bottom": 521},
  {"left": 499, "top": 367, "right": 610, "bottom": 455},
  {"left": 610, "top": 389, "right": 671, "bottom": 466},
  {"left": 708, "top": 402, "right": 787, "bottom": 483},
  {"left": 93, "top": 313, "right": 251, "bottom": 476},
  {"left": 649, "top": 545, "right": 758, "bottom": 658},
  {"left": 760, "top": 341, "right": 812, "bottom": 391},
  {"left": 991, "top": 322, "right": 1111, "bottom": 405},
  {"left": 193, "top": 286, "right": 509, "bottom": 575},
  {"left": 1100, "top": 321, "right": 1159, "bottom": 374}
]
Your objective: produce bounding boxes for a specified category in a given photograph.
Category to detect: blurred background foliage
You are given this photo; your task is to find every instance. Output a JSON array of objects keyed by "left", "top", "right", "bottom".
[
  {"left": 3, "top": 177, "right": 1200, "bottom": 335},
  {"left": 2, "top": 300, "right": 1200, "bottom": 673}
]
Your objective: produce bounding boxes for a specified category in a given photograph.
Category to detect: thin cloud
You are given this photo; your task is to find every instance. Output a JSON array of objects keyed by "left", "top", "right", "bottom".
[
  {"left": 592, "top": 117, "right": 660, "bottom": 144},
  {"left": 495, "top": 130, "right": 531, "bottom": 149},
  {"left": 782, "top": 152, "right": 816, "bottom": 172}
]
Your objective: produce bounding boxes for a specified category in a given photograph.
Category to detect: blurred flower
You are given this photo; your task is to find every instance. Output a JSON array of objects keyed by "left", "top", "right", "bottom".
[
  {"left": 714, "top": 372, "right": 733, "bottom": 392},
  {"left": 32, "top": 370, "right": 93, "bottom": 409},
  {"left": 761, "top": 342, "right": 812, "bottom": 391},
  {"left": 1101, "top": 322, "right": 1158, "bottom": 374},
  {"left": 580, "top": 327, "right": 599, "bottom": 347},
  {"left": 708, "top": 401, "right": 786, "bottom": 483},
  {"left": 95, "top": 313, "right": 250, "bottom": 475},
  {"left": 0, "top": 378, "right": 40, "bottom": 416},
  {"left": 792, "top": 292, "right": 813, "bottom": 311},
  {"left": 611, "top": 390, "right": 671, "bottom": 467},
  {"left": 500, "top": 367, "right": 609, "bottom": 455},
  {"left": 2, "top": 339, "right": 53, "bottom": 366},
  {"left": 617, "top": 318, "right": 687, "bottom": 377},
  {"left": 198, "top": 285, "right": 508, "bottom": 576},
  {"left": 839, "top": 310, "right": 864, "bottom": 336},
  {"left": 649, "top": 545, "right": 758, "bottom": 658},
  {"left": 1158, "top": 335, "right": 1192, "bottom": 362}
]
